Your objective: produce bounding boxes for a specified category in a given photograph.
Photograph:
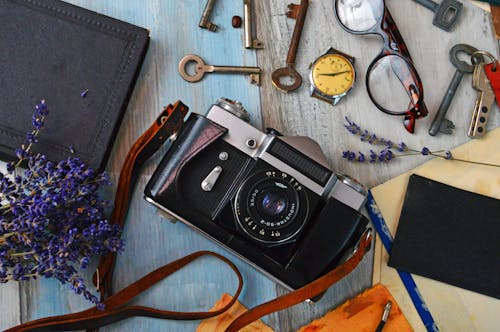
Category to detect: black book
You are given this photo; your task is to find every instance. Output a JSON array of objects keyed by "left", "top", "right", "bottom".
[
  {"left": 0, "top": 0, "right": 149, "bottom": 170},
  {"left": 389, "top": 174, "right": 500, "bottom": 299}
]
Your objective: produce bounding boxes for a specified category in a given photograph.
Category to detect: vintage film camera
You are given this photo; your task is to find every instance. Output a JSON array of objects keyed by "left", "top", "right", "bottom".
[{"left": 145, "top": 98, "right": 369, "bottom": 290}]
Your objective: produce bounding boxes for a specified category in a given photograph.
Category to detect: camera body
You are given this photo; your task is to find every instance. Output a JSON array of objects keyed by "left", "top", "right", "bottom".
[{"left": 144, "top": 98, "right": 369, "bottom": 290}]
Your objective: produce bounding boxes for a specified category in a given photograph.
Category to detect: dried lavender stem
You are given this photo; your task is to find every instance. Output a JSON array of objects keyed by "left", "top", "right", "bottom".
[
  {"left": 442, "top": 158, "right": 499, "bottom": 167},
  {"left": 10, "top": 251, "right": 35, "bottom": 257},
  {"left": 15, "top": 123, "right": 43, "bottom": 168},
  {"left": 1, "top": 232, "right": 15, "bottom": 237}
]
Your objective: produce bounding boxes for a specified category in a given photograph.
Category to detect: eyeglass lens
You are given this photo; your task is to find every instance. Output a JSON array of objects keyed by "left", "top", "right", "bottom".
[
  {"left": 336, "top": 0, "right": 384, "bottom": 32},
  {"left": 368, "top": 55, "right": 419, "bottom": 114},
  {"left": 335, "top": 0, "right": 425, "bottom": 127}
]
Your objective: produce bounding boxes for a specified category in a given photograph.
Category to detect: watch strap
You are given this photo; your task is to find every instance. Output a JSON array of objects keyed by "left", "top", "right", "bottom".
[{"left": 310, "top": 88, "right": 341, "bottom": 105}]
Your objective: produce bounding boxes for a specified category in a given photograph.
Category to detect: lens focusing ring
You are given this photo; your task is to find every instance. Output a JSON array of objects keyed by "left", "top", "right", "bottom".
[
  {"left": 234, "top": 170, "right": 309, "bottom": 244},
  {"left": 248, "top": 181, "right": 297, "bottom": 229}
]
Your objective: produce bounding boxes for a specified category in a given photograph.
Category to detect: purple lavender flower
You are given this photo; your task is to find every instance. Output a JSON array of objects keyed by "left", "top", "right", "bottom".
[
  {"left": 344, "top": 117, "right": 361, "bottom": 134},
  {"left": 397, "top": 142, "right": 408, "bottom": 152},
  {"left": 342, "top": 150, "right": 356, "bottom": 161},
  {"left": 0, "top": 101, "right": 122, "bottom": 309},
  {"left": 6, "top": 162, "right": 14, "bottom": 173},
  {"left": 340, "top": 117, "right": 493, "bottom": 166},
  {"left": 344, "top": 117, "right": 408, "bottom": 152},
  {"left": 378, "top": 149, "right": 390, "bottom": 162}
]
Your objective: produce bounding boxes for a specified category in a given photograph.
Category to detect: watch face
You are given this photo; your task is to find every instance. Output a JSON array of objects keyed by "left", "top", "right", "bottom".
[{"left": 311, "top": 54, "right": 355, "bottom": 97}]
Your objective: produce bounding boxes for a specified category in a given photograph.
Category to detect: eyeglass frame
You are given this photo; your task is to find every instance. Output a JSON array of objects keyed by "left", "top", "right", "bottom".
[{"left": 333, "top": 0, "right": 428, "bottom": 133}]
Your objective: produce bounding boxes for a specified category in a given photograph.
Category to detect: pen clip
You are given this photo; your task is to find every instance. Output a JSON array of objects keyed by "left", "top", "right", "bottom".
[{"left": 381, "top": 301, "right": 392, "bottom": 322}]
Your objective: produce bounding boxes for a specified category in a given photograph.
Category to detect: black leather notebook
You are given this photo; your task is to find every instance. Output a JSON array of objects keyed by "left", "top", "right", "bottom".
[
  {"left": 0, "top": 0, "right": 149, "bottom": 170},
  {"left": 389, "top": 174, "right": 500, "bottom": 299}
]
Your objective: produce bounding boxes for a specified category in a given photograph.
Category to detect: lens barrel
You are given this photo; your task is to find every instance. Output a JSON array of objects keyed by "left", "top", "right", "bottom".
[{"left": 234, "top": 170, "right": 309, "bottom": 243}]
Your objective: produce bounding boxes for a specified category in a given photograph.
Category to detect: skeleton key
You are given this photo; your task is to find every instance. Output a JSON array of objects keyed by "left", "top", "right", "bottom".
[
  {"left": 199, "top": 0, "right": 218, "bottom": 32},
  {"left": 411, "top": 0, "right": 462, "bottom": 32},
  {"left": 429, "top": 44, "right": 477, "bottom": 136},
  {"left": 244, "top": 0, "right": 264, "bottom": 49},
  {"left": 178, "top": 54, "right": 261, "bottom": 85},
  {"left": 468, "top": 61, "right": 495, "bottom": 138},
  {"left": 271, "top": 0, "right": 309, "bottom": 93}
]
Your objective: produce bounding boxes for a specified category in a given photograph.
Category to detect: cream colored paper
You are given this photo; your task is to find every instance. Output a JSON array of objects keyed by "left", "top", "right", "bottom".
[{"left": 371, "top": 128, "right": 500, "bottom": 332}]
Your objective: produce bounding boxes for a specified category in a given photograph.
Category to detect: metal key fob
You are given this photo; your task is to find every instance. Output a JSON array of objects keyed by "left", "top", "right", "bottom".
[{"left": 468, "top": 63, "right": 495, "bottom": 138}]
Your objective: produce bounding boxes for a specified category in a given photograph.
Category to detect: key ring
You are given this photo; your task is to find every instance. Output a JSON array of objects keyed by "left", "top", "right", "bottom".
[
  {"left": 178, "top": 54, "right": 206, "bottom": 82},
  {"left": 471, "top": 50, "right": 498, "bottom": 71}
]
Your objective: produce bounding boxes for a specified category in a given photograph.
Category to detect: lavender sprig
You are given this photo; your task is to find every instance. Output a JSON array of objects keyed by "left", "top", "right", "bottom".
[
  {"left": 0, "top": 101, "right": 123, "bottom": 309},
  {"left": 342, "top": 117, "right": 498, "bottom": 167}
]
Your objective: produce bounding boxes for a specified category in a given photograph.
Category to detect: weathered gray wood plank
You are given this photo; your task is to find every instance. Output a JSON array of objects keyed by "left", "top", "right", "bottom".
[
  {"left": 256, "top": 0, "right": 498, "bottom": 190},
  {"left": 254, "top": 0, "right": 498, "bottom": 329}
]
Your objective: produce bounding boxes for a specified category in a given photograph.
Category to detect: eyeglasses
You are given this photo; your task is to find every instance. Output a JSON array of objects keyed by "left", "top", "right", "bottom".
[{"left": 334, "top": 0, "right": 428, "bottom": 133}]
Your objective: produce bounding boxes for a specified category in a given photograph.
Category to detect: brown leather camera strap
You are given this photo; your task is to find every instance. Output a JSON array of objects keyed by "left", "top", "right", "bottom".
[
  {"left": 6, "top": 100, "right": 373, "bottom": 332},
  {"left": 7, "top": 251, "right": 244, "bottom": 332},
  {"left": 226, "top": 229, "right": 372, "bottom": 332},
  {"left": 93, "top": 100, "right": 188, "bottom": 300},
  {"left": 7, "top": 233, "right": 371, "bottom": 332}
]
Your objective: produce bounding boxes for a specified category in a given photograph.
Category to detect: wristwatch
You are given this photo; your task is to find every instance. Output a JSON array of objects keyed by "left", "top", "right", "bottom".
[{"left": 309, "top": 48, "right": 356, "bottom": 105}]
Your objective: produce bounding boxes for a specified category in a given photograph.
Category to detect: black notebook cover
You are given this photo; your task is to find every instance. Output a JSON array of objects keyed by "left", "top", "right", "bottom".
[
  {"left": 389, "top": 174, "right": 500, "bottom": 299},
  {"left": 0, "top": 0, "right": 149, "bottom": 170}
]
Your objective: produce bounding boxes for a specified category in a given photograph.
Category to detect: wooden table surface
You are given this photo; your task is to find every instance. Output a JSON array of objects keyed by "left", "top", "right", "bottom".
[{"left": 1, "top": 0, "right": 498, "bottom": 331}]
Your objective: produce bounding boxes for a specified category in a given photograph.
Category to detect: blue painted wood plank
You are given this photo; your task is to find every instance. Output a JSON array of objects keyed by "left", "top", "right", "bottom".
[
  {"left": 0, "top": 161, "right": 21, "bottom": 331},
  {"left": 19, "top": 1, "right": 271, "bottom": 331}
]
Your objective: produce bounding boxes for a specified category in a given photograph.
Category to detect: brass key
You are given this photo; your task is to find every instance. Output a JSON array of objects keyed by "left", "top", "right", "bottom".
[
  {"left": 199, "top": 0, "right": 218, "bottom": 32},
  {"left": 271, "top": 0, "right": 309, "bottom": 93},
  {"left": 468, "top": 62, "right": 495, "bottom": 138},
  {"left": 178, "top": 54, "right": 261, "bottom": 85},
  {"left": 244, "top": 0, "right": 264, "bottom": 49}
]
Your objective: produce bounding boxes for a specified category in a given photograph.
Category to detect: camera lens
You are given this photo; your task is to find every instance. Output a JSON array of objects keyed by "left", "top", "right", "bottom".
[
  {"left": 249, "top": 182, "right": 296, "bottom": 229},
  {"left": 259, "top": 190, "right": 287, "bottom": 217},
  {"left": 235, "top": 170, "right": 309, "bottom": 243}
]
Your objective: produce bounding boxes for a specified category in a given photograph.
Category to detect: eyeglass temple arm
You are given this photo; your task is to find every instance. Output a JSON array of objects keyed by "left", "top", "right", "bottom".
[
  {"left": 390, "top": 59, "right": 421, "bottom": 106},
  {"left": 387, "top": 56, "right": 428, "bottom": 133},
  {"left": 381, "top": 9, "right": 413, "bottom": 61},
  {"left": 383, "top": 11, "right": 428, "bottom": 122}
]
